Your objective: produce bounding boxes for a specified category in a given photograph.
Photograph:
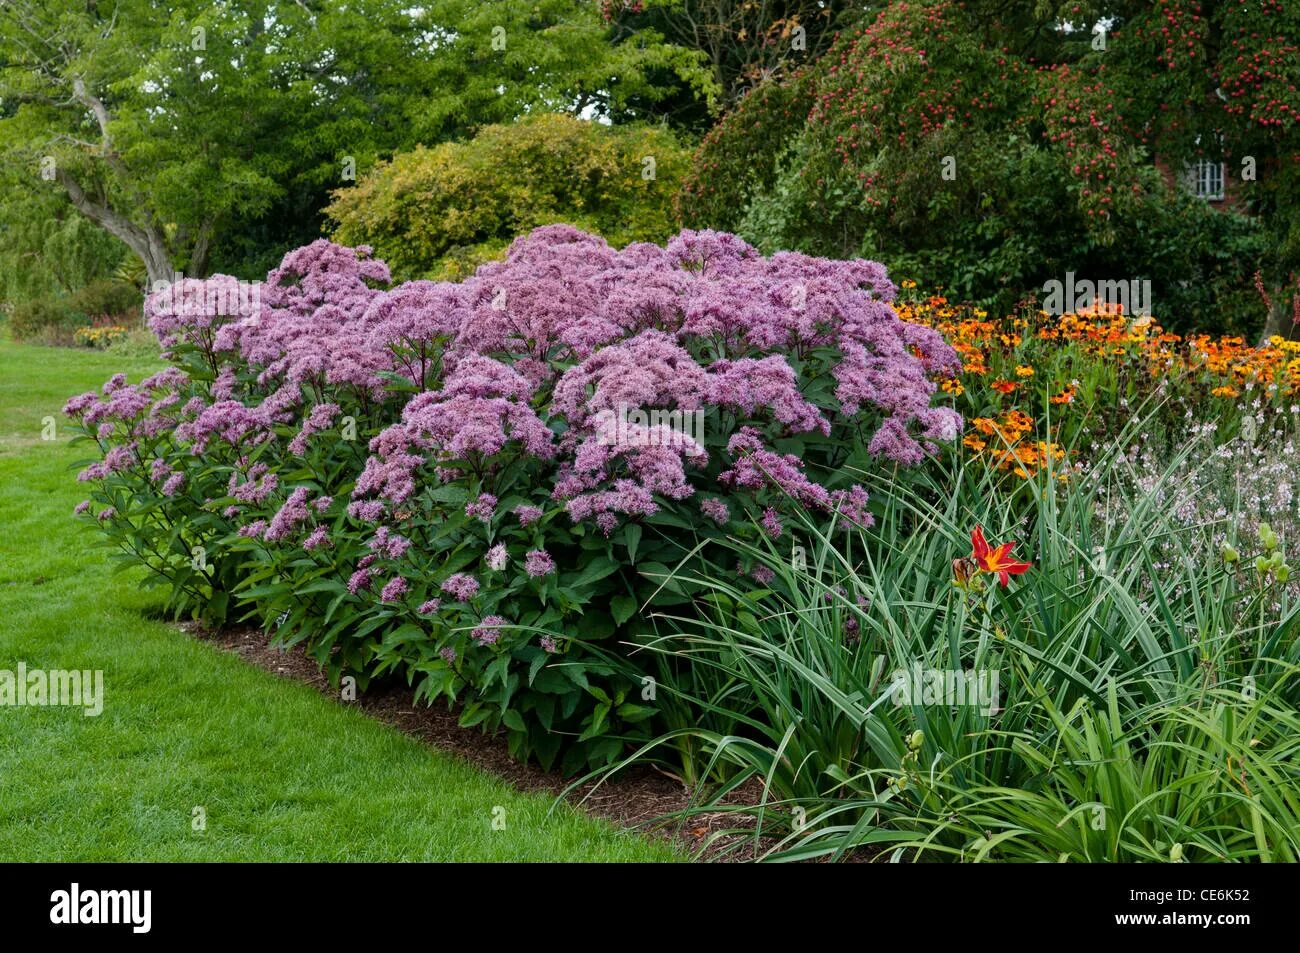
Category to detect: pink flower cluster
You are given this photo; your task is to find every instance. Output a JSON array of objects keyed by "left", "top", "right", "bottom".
[
  {"left": 80, "top": 226, "right": 959, "bottom": 580},
  {"left": 342, "top": 225, "right": 958, "bottom": 534}
]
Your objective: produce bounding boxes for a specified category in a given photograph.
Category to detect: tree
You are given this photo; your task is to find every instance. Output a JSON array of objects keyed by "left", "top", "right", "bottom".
[
  {"left": 0, "top": 0, "right": 713, "bottom": 286},
  {"left": 679, "top": 0, "right": 1289, "bottom": 333},
  {"left": 1099, "top": 0, "right": 1300, "bottom": 338},
  {"left": 603, "top": 0, "right": 855, "bottom": 107}
]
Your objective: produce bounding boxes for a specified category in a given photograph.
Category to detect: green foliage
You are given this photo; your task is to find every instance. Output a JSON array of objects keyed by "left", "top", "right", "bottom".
[
  {"left": 0, "top": 0, "right": 714, "bottom": 284},
  {"left": 0, "top": 185, "right": 126, "bottom": 307},
  {"left": 680, "top": 0, "right": 1286, "bottom": 333},
  {"left": 68, "top": 279, "right": 142, "bottom": 323},
  {"left": 8, "top": 297, "right": 78, "bottom": 342},
  {"left": 604, "top": 0, "right": 850, "bottom": 108},
  {"left": 676, "top": 66, "right": 816, "bottom": 232},
  {"left": 1102, "top": 0, "right": 1300, "bottom": 335},
  {"left": 327, "top": 114, "right": 693, "bottom": 280},
  {"left": 7, "top": 278, "right": 140, "bottom": 345},
  {"left": 614, "top": 416, "right": 1300, "bottom": 861}
]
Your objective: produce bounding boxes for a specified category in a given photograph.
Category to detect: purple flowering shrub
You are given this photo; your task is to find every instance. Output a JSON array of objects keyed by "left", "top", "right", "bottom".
[{"left": 65, "top": 224, "right": 960, "bottom": 772}]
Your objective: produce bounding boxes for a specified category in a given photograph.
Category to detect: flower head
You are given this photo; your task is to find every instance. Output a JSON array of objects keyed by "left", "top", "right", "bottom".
[
  {"left": 441, "top": 572, "right": 480, "bottom": 602},
  {"left": 700, "top": 498, "right": 730, "bottom": 525},
  {"left": 969, "top": 526, "right": 1031, "bottom": 587},
  {"left": 466, "top": 493, "right": 498, "bottom": 522},
  {"left": 472, "top": 615, "right": 508, "bottom": 646},
  {"left": 525, "top": 549, "right": 556, "bottom": 577}
]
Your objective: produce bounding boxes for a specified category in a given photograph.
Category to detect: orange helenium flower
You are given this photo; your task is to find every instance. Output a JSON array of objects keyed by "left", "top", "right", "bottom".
[{"left": 970, "top": 526, "right": 1032, "bottom": 586}]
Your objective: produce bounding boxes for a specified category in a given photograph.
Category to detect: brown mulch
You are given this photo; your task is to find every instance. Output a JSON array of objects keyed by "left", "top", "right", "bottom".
[{"left": 183, "top": 622, "right": 774, "bottom": 861}]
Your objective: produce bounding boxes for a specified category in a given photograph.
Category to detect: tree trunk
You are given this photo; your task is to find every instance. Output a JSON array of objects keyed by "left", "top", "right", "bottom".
[
  {"left": 188, "top": 219, "right": 215, "bottom": 278},
  {"left": 141, "top": 232, "right": 175, "bottom": 288},
  {"left": 54, "top": 168, "right": 175, "bottom": 286}
]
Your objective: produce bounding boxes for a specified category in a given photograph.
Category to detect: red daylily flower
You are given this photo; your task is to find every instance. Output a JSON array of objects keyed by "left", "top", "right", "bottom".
[{"left": 970, "top": 526, "right": 1032, "bottom": 586}]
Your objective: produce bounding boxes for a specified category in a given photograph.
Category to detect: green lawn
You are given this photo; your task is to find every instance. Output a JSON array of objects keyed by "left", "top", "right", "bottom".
[{"left": 0, "top": 336, "right": 679, "bottom": 861}]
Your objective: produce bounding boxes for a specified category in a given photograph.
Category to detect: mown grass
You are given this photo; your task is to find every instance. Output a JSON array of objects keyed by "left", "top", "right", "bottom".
[{"left": 0, "top": 334, "right": 679, "bottom": 861}]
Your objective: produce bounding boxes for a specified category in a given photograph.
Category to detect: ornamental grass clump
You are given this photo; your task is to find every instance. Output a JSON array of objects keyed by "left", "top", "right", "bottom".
[
  {"left": 65, "top": 224, "right": 960, "bottom": 771},
  {"left": 611, "top": 413, "right": 1300, "bottom": 861}
]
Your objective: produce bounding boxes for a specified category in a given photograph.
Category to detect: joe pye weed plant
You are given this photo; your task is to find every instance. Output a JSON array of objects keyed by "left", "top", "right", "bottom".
[{"left": 63, "top": 225, "right": 963, "bottom": 773}]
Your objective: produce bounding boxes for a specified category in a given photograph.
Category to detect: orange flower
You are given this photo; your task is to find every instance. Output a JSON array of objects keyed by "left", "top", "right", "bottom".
[
  {"left": 970, "top": 526, "right": 1032, "bottom": 587},
  {"left": 991, "top": 379, "right": 1019, "bottom": 394},
  {"left": 1002, "top": 410, "right": 1033, "bottom": 432},
  {"left": 1014, "top": 365, "right": 1035, "bottom": 377}
]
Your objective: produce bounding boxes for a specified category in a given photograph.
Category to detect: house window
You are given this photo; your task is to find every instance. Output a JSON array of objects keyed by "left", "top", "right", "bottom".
[{"left": 1192, "top": 159, "right": 1225, "bottom": 200}]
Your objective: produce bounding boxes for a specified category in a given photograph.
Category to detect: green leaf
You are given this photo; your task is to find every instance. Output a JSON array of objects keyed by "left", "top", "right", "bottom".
[
  {"left": 566, "top": 556, "right": 620, "bottom": 589},
  {"left": 610, "top": 594, "right": 638, "bottom": 626},
  {"left": 623, "top": 523, "right": 642, "bottom": 563}
]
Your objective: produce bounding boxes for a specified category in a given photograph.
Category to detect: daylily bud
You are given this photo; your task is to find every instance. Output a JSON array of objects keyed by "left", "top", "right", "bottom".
[
  {"left": 1255, "top": 556, "right": 1271, "bottom": 575},
  {"left": 1220, "top": 543, "right": 1239, "bottom": 564},
  {"left": 1169, "top": 843, "right": 1183, "bottom": 863},
  {"left": 1276, "top": 564, "right": 1291, "bottom": 583},
  {"left": 1259, "top": 522, "right": 1277, "bottom": 551},
  {"left": 908, "top": 730, "right": 924, "bottom": 751}
]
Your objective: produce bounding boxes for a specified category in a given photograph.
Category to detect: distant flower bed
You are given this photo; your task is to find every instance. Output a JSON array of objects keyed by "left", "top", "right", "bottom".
[
  {"left": 64, "top": 225, "right": 960, "bottom": 772},
  {"left": 899, "top": 292, "right": 1300, "bottom": 479},
  {"left": 74, "top": 323, "right": 130, "bottom": 349}
]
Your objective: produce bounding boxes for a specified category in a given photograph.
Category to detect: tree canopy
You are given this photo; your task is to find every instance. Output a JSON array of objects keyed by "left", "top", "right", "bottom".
[
  {"left": 0, "top": 0, "right": 714, "bottom": 286},
  {"left": 680, "top": 0, "right": 1296, "bottom": 333}
]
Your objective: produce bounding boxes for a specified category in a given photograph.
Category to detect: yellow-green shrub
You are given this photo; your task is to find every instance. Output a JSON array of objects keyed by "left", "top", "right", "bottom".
[{"left": 325, "top": 114, "right": 691, "bottom": 280}]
